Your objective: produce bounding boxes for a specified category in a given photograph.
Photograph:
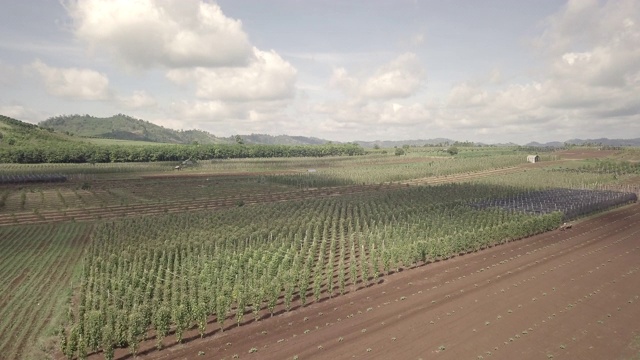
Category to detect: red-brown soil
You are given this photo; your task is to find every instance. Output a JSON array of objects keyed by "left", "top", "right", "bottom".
[
  {"left": 111, "top": 203, "right": 640, "bottom": 360},
  {"left": 556, "top": 149, "right": 618, "bottom": 160}
]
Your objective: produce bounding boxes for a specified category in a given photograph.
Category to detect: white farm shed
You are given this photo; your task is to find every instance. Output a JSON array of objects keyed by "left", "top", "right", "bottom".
[{"left": 527, "top": 155, "right": 540, "bottom": 163}]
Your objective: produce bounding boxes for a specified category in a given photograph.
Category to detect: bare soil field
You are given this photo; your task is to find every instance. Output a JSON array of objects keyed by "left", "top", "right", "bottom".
[
  {"left": 125, "top": 203, "right": 640, "bottom": 360},
  {"left": 556, "top": 149, "right": 618, "bottom": 160}
]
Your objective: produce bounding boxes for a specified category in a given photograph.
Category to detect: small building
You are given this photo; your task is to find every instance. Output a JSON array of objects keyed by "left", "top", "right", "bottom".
[{"left": 527, "top": 155, "right": 540, "bottom": 163}]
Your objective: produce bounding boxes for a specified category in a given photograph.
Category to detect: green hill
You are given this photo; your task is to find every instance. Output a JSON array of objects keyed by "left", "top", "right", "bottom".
[
  {"left": 0, "top": 114, "right": 76, "bottom": 148},
  {"left": 0, "top": 114, "right": 365, "bottom": 163},
  {"left": 39, "top": 114, "right": 332, "bottom": 146},
  {"left": 39, "top": 114, "right": 229, "bottom": 144}
]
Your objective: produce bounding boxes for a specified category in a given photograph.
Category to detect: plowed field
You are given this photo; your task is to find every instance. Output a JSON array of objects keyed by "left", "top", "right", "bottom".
[{"left": 134, "top": 203, "right": 640, "bottom": 360}]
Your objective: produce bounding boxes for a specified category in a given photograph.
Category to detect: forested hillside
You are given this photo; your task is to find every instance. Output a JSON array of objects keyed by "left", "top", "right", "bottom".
[
  {"left": 0, "top": 115, "right": 76, "bottom": 147},
  {"left": 40, "top": 114, "right": 229, "bottom": 144},
  {"left": 1, "top": 115, "right": 364, "bottom": 163},
  {"left": 39, "top": 114, "right": 332, "bottom": 145}
]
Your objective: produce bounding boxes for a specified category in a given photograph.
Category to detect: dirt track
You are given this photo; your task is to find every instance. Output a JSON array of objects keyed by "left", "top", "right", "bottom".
[{"left": 132, "top": 203, "right": 640, "bottom": 360}]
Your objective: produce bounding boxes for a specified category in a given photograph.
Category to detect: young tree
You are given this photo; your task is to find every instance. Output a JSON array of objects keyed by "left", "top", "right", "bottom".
[
  {"left": 250, "top": 285, "right": 263, "bottom": 321},
  {"left": 313, "top": 272, "right": 323, "bottom": 302},
  {"left": 153, "top": 305, "right": 171, "bottom": 350},
  {"left": 101, "top": 325, "right": 115, "bottom": 360},
  {"left": 283, "top": 272, "right": 295, "bottom": 311},
  {"left": 267, "top": 278, "right": 280, "bottom": 316},
  {"left": 298, "top": 269, "right": 310, "bottom": 307},
  {"left": 127, "top": 309, "right": 146, "bottom": 356}
]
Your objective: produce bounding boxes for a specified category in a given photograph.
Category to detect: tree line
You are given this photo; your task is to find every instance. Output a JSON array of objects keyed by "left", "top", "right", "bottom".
[{"left": 0, "top": 143, "right": 365, "bottom": 163}]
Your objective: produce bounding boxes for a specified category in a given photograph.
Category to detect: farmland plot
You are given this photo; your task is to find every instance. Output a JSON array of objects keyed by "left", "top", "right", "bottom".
[
  {"left": 0, "top": 223, "right": 91, "bottom": 359},
  {"left": 473, "top": 188, "right": 637, "bottom": 219},
  {"left": 146, "top": 203, "right": 640, "bottom": 360},
  {"left": 0, "top": 173, "right": 67, "bottom": 184},
  {"left": 60, "top": 183, "right": 638, "bottom": 359}
]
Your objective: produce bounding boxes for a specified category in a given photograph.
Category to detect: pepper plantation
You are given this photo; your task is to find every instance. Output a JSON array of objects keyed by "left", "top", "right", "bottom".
[{"left": 1, "top": 147, "right": 639, "bottom": 360}]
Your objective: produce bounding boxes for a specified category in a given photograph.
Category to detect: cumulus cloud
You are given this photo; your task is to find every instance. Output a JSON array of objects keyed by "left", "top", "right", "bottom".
[
  {"left": 421, "top": 0, "right": 640, "bottom": 143},
  {"left": 117, "top": 90, "right": 157, "bottom": 109},
  {"left": 66, "top": 0, "right": 252, "bottom": 69},
  {"left": 0, "top": 61, "right": 19, "bottom": 86},
  {"left": 410, "top": 33, "right": 425, "bottom": 46},
  {"left": 329, "top": 67, "right": 358, "bottom": 93},
  {"left": 64, "top": 0, "right": 300, "bottom": 128},
  {"left": 330, "top": 52, "right": 425, "bottom": 101},
  {"left": 164, "top": 98, "right": 298, "bottom": 136},
  {"left": 170, "top": 100, "right": 236, "bottom": 120},
  {"left": 166, "top": 48, "right": 297, "bottom": 101},
  {"left": 447, "top": 83, "right": 489, "bottom": 108},
  {"left": 536, "top": 1, "right": 640, "bottom": 111},
  {"left": 314, "top": 100, "right": 430, "bottom": 128},
  {"left": 535, "top": 0, "right": 601, "bottom": 55},
  {"left": 360, "top": 53, "right": 424, "bottom": 99},
  {"left": 28, "top": 60, "right": 111, "bottom": 100},
  {"left": 306, "top": 53, "right": 431, "bottom": 139},
  {"left": 0, "top": 104, "right": 44, "bottom": 123}
]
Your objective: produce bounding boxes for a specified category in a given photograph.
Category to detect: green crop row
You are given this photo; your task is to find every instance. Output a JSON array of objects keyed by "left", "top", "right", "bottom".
[{"left": 62, "top": 183, "right": 563, "bottom": 359}]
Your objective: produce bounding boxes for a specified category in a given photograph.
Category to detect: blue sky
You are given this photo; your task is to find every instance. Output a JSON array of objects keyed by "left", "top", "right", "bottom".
[{"left": 1, "top": 0, "right": 639, "bottom": 144}]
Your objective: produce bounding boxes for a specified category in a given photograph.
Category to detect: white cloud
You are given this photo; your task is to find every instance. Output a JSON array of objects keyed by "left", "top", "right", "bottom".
[
  {"left": 0, "top": 104, "right": 43, "bottom": 123},
  {"left": 538, "top": 1, "right": 640, "bottom": 111},
  {"left": 413, "top": 0, "right": 640, "bottom": 143},
  {"left": 535, "top": 0, "right": 601, "bottom": 55},
  {"left": 66, "top": 0, "right": 252, "bottom": 68},
  {"left": 447, "top": 83, "right": 489, "bottom": 108},
  {"left": 117, "top": 90, "right": 157, "bottom": 109},
  {"left": 304, "top": 52, "right": 431, "bottom": 139},
  {"left": 360, "top": 53, "right": 425, "bottom": 99},
  {"left": 163, "top": 98, "right": 300, "bottom": 137},
  {"left": 329, "top": 67, "right": 358, "bottom": 93},
  {"left": 410, "top": 33, "right": 425, "bottom": 46},
  {"left": 167, "top": 48, "right": 297, "bottom": 102},
  {"left": 28, "top": 60, "right": 110, "bottom": 100},
  {"left": 329, "top": 52, "right": 425, "bottom": 101},
  {"left": 379, "top": 102, "right": 430, "bottom": 125},
  {"left": 170, "top": 100, "right": 236, "bottom": 121},
  {"left": 0, "top": 61, "right": 19, "bottom": 86},
  {"left": 314, "top": 99, "right": 430, "bottom": 128}
]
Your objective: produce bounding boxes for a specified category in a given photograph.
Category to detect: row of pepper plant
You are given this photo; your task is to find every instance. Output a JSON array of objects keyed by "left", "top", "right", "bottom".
[{"left": 61, "top": 183, "right": 566, "bottom": 359}]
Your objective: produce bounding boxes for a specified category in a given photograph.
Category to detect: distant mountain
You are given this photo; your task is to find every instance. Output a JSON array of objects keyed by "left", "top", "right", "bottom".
[
  {"left": 565, "top": 138, "right": 640, "bottom": 146},
  {"left": 526, "top": 138, "right": 640, "bottom": 147},
  {"left": 525, "top": 141, "right": 565, "bottom": 147},
  {"left": 22, "top": 113, "right": 640, "bottom": 148},
  {"left": 356, "top": 138, "right": 455, "bottom": 148}
]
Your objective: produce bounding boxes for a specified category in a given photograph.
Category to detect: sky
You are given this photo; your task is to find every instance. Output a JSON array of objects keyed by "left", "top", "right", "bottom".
[{"left": 1, "top": 0, "right": 639, "bottom": 144}]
